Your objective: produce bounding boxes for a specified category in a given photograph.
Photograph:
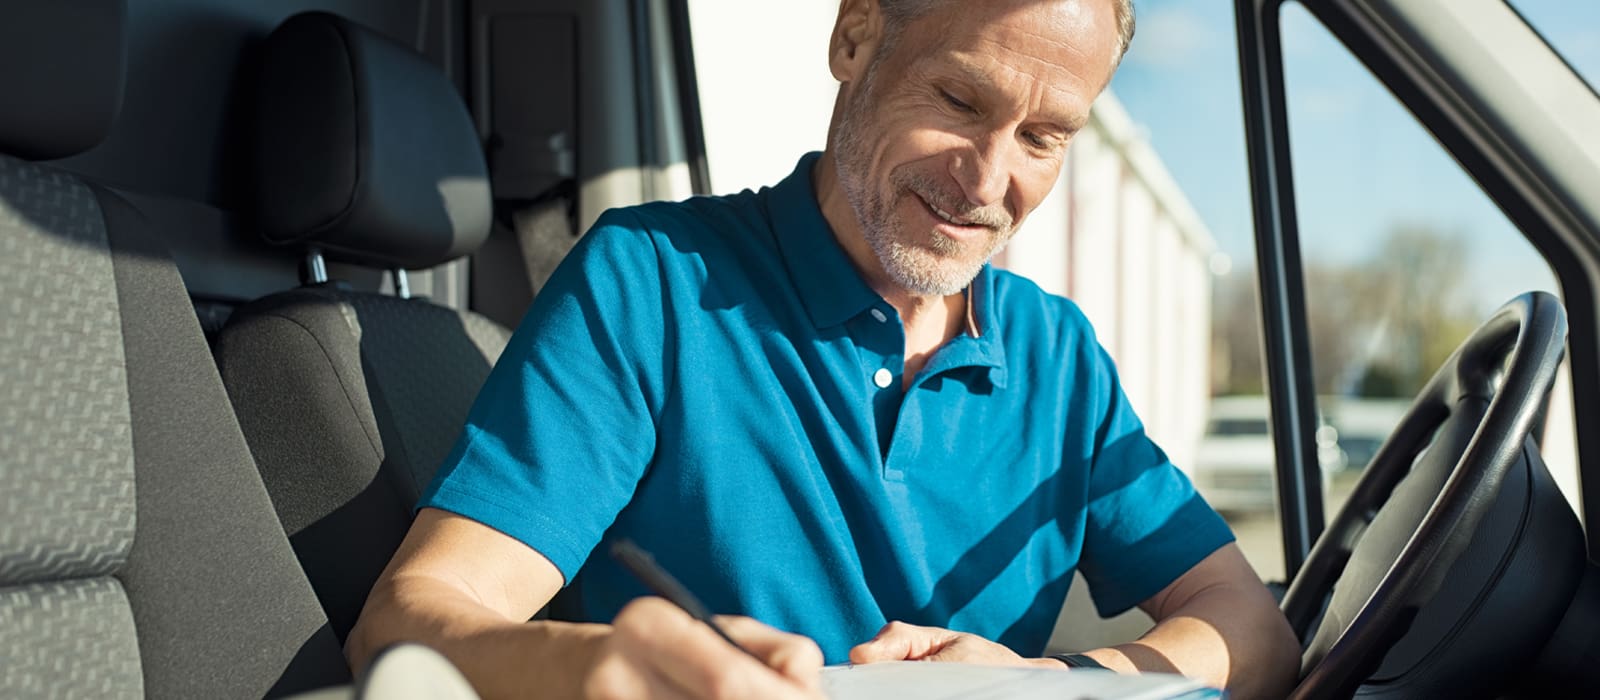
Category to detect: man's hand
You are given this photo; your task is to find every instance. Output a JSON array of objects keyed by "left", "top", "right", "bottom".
[
  {"left": 846, "top": 545, "right": 1299, "bottom": 700},
  {"left": 349, "top": 511, "right": 827, "bottom": 700},
  {"left": 584, "top": 597, "right": 827, "bottom": 699},
  {"left": 848, "top": 621, "right": 1058, "bottom": 669}
]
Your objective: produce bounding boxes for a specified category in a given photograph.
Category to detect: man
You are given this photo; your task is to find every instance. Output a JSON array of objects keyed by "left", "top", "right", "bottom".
[{"left": 347, "top": 0, "right": 1300, "bottom": 698}]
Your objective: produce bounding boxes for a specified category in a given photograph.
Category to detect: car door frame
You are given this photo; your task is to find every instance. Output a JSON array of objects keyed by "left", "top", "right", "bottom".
[{"left": 1235, "top": 0, "right": 1600, "bottom": 575}]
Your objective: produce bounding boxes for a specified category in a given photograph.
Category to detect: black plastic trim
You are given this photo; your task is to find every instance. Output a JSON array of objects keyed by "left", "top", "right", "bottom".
[
  {"left": 665, "top": 0, "right": 711, "bottom": 195},
  {"left": 628, "top": 0, "right": 659, "bottom": 196},
  {"left": 1235, "top": 0, "right": 1327, "bottom": 579}
]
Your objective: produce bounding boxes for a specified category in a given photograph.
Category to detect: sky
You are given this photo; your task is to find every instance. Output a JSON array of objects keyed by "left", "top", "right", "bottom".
[{"left": 1109, "top": 0, "right": 1600, "bottom": 315}]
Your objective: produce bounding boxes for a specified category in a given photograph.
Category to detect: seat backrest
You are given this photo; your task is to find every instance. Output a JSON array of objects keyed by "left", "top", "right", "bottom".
[
  {"left": 214, "top": 11, "right": 511, "bottom": 641},
  {"left": 0, "top": 3, "right": 353, "bottom": 698}
]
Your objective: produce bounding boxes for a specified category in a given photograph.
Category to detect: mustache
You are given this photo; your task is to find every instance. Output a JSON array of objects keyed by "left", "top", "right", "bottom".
[{"left": 895, "top": 169, "right": 1014, "bottom": 231}]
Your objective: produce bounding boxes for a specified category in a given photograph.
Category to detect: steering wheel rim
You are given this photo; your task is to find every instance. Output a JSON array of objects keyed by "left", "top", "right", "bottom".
[{"left": 1281, "top": 292, "right": 1567, "bottom": 700}]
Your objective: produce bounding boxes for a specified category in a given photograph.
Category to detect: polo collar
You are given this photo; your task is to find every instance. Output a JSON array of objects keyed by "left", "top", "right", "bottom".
[
  {"left": 767, "top": 152, "right": 880, "bottom": 329},
  {"left": 930, "top": 263, "right": 1008, "bottom": 389}
]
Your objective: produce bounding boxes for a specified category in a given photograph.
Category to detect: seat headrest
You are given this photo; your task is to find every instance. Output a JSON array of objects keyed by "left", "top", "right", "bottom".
[
  {"left": 253, "top": 12, "right": 491, "bottom": 271},
  {"left": 0, "top": 1, "right": 127, "bottom": 160}
]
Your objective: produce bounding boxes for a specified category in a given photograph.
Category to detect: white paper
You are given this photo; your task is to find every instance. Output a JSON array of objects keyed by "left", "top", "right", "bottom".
[{"left": 820, "top": 661, "right": 1217, "bottom": 700}]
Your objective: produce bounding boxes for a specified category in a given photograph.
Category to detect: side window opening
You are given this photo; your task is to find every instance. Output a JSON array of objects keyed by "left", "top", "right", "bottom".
[{"left": 1280, "top": 0, "right": 1579, "bottom": 516}]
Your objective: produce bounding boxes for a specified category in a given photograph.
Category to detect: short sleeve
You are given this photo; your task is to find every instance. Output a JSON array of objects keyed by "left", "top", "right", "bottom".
[
  {"left": 418, "top": 209, "right": 669, "bottom": 581},
  {"left": 1075, "top": 342, "right": 1235, "bottom": 618}
]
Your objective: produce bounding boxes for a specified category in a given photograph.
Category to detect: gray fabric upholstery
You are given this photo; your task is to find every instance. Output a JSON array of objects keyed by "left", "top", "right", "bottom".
[
  {"left": 252, "top": 11, "right": 491, "bottom": 270},
  {"left": 0, "top": 580, "right": 142, "bottom": 699},
  {"left": 0, "top": 149, "right": 353, "bottom": 697},
  {"left": 97, "top": 187, "right": 353, "bottom": 698},
  {"left": 0, "top": 154, "right": 142, "bottom": 698},
  {"left": 216, "top": 289, "right": 510, "bottom": 640},
  {"left": 0, "top": 1, "right": 126, "bottom": 160},
  {"left": 0, "top": 156, "right": 135, "bottom": 586},
  {"left": 345, "top": 295, "right": 512, "bottom": 498}
]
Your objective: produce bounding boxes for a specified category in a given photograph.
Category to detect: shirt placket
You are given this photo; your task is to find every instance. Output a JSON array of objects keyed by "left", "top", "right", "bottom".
[{"left": 848, "top": 302, "right": 906, "bottom": 478}]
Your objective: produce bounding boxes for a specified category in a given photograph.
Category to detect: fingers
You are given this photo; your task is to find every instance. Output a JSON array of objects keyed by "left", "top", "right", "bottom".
[
  {"left": 849, "top": 621, "right": 957, "bottom": 664},
  {"left": 849, "top": 622, "right": 1031, "bottom": 667},
  {"left": 713, "top": 615, "right": 825, "bottom": 687},
  {"left": 587, "top": 597, "right": 824, "bottom": 700},
  {"left": 919, "top": 637, "right": 1012, "bottom": 664},
  {"left": 586, "top": 646, "right": 695, "bottom": 700}
]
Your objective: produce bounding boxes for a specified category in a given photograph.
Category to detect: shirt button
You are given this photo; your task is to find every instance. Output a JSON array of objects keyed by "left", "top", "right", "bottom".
[
  {"left": 873, "top": 368, "right": 894, "bottom": 389},
  {"left": 870, "top": 308, "right": 888, "bottom": 323}
]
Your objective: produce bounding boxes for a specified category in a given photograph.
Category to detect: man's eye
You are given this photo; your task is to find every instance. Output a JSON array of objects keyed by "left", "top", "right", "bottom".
[
  {"left": 1023, "top": 132, "right": 1050, "bottom": 149},
  {"left": 941, "top": 90, "right": 975, "bottom": 113}
]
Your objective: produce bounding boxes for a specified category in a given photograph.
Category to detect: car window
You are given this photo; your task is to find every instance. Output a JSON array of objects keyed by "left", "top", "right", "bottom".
[{"left": 1280, "top": 1, "right": 1580, "bottom": 518}]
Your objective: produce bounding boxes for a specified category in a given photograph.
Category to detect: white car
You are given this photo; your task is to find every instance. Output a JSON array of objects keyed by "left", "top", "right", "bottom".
[{"left": 1191, "top": 396, "right": 1343, "bottom": 514}]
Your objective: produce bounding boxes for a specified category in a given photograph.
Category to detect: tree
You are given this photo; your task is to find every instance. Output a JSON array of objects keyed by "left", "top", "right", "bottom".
[
  {"left": 1211, "top": 225, "right": 1479, "bottom": 399},
  {"left": 1211, "top": 266, "right": 1265, "bottom": 396}
]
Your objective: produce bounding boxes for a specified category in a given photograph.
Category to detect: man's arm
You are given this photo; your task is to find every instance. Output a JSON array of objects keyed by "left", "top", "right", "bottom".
[
  {"left": 1082, "top": 543, "right": 1300, "bottom": 698},
  {"left": 848, "top": 544, "right": 1300, "bottom": 700},
  {"left": 347, "top": 508, "right": 826, "bottom": 700}
]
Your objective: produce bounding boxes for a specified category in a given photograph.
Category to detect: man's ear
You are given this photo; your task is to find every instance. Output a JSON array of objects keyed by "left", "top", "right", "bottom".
[{"left": 829, "top": 0, "right": 885, "bottom": 84}]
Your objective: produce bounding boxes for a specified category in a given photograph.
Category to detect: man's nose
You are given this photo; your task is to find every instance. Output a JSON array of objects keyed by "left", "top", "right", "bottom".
[{"left": 950, "top": 132, "right": 1016, "bottom": 208}]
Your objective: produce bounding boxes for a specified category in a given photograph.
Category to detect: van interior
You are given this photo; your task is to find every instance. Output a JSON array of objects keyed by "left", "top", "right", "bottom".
[{"left": 4, "top": 0, "right": 1600, "bottom": 698}]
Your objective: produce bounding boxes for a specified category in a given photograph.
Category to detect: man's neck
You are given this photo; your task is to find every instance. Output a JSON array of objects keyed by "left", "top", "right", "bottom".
[{"left": 813, "top": 150, "right": 969, "bottom": 387}]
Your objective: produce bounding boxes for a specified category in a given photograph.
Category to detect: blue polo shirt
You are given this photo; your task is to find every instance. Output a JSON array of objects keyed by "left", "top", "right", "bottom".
[{"left": 420, "top": 153, "right": 1233, "bottom": 662}]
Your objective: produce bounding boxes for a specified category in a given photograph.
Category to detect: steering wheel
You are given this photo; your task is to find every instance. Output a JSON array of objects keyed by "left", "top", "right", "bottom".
[{"left": 1279, "top": 292, "right": 1567, "bottom": 700}]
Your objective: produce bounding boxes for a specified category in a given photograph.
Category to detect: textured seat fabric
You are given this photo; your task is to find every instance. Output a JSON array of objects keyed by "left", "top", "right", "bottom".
[
  {"left": 216, "top": 288, "right": 509, "bottom": 639},
  {"left": 1, "top": 1, "right": 350, "bottom": 695},
  {"left": 0, "top": 155, "right": 353, "bottom": 698},
  {"left": 216, "top": 11, "right": 510, "bottom": 641},
  {"left": 1, "top": 154, "right": 143, "bottom": 699}
]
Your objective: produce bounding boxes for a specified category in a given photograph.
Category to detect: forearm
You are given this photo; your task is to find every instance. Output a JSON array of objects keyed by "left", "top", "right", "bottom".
[
  {"left": 1080, "top": 584, "right": 1299, "bottom": 700},
  {"left": 347, "top": 572, "right": 610, "bottom": 700}
]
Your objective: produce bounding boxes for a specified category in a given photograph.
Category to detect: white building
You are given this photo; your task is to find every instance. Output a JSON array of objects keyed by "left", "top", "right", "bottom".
[{"left": 998, "top": 94, "right": 1219, "bottom": 474}]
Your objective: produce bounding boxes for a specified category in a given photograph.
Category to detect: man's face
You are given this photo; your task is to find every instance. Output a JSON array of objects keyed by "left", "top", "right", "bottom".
[{"left": 830, "top": 0, "right": 1120, "bottom": 296}]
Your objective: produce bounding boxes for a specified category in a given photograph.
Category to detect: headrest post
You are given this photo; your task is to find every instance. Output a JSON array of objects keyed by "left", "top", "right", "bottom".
[
  {"left": 392, "top": 268, "right": 411, "bottom": 299},
  {"left": 304, "top": 249, "right": 329, "bottom": 285}
]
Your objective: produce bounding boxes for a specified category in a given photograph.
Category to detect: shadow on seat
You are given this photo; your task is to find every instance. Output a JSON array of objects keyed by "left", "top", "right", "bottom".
[{"left": 0, "top": 2, "right": 351, "bottom": 696}]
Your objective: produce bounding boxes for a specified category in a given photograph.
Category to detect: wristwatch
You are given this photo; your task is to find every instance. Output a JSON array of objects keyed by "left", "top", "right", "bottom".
[{"left": 1049, "top": 653, "right": 1108, "bottom": 670}]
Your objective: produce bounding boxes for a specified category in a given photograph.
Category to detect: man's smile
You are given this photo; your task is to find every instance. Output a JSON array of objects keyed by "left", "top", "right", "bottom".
[{"left": 911, "top": 190, "right": 993, "bottom": 242}]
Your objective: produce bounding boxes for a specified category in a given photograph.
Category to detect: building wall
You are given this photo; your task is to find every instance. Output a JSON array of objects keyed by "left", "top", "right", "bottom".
[{"left": 1003, "top": 93, "right": 1218, "bottom": 475}]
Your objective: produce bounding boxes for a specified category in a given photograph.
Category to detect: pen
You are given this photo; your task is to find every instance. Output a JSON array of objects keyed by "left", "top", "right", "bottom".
[{"left": 609, "top": 538, "right": 762, "bottom": 660}]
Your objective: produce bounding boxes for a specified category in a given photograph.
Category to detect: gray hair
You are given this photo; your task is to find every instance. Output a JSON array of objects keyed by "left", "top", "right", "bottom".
[{"left": 877, "top": 0, "right": 1136, "bottom": 65}]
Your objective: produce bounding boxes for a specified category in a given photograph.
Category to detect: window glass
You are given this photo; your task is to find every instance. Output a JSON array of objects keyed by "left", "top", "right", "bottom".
[
  {"left": 1280, "top": 1, "right": 1578, "bottom": 515},
  {"left": 1507, "top": 0, "right": 1600, "bottom": 90}
]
